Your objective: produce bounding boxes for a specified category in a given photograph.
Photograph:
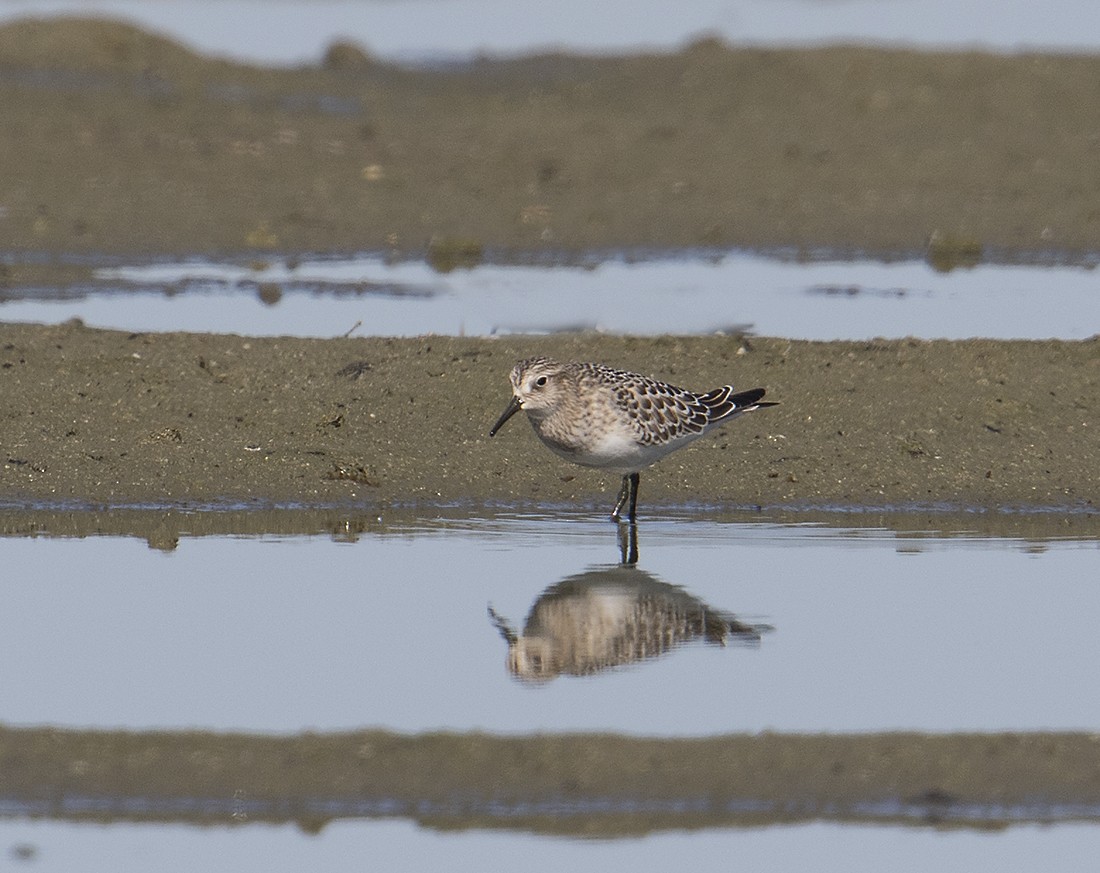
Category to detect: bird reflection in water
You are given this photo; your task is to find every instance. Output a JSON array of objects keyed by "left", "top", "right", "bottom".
[{"left": 488, "top": 525, "right": 772, "bottom": 682}]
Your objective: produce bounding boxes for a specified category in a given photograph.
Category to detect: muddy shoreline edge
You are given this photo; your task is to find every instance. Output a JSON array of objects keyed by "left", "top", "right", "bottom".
[{"left": 4, "top": 725, "right": 1100, "bottom": 836}]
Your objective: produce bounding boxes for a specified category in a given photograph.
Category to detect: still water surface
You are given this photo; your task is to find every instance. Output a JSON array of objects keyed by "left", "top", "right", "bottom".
[
  {"left": 1, "top": 513, "right": 1098, "bottom": 867},
  {"left": 4, "top": 252, "right": 1098, "bottom": 340},
  {"left": 3, "top": 514, "right": 1096, "bottom": 734},
  {"left": 0, "top": 819, "right": 1095, "bottom": 873}
]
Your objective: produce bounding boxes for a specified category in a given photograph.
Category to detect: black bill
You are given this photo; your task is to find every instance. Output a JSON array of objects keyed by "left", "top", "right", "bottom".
[{"left": 489, "top": 395, "right": 523, "bottom": 436}]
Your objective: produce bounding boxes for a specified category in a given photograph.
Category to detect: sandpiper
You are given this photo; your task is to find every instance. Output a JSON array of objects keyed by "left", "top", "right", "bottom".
[{"left": 489, "top": 356, "right": 777, "bottom": 521}]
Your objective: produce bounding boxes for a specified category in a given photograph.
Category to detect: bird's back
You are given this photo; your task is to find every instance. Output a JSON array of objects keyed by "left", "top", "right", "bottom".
[{"left": 577, "top": 364, "right": 765, "bottom": 447}]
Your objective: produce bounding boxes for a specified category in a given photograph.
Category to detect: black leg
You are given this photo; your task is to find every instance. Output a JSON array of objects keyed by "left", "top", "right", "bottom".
[
  {"left": 611, "top": 472, "right": 641, "bottom": 522},
  {"left": 611, "top": 474, "right": 630, "bottom": 521}
]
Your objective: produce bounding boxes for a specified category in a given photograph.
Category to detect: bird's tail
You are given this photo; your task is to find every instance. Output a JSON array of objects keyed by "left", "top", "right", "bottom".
[{"left": 698, "top": 386, "right": 778, "bottom": 420}]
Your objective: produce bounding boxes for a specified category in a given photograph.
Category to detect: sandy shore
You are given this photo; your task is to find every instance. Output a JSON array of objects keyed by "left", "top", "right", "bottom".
[
  {"left": 4, "top": 725, "right": 1100, "bottom": 835},
  {"left": 0, "top": 322, "right": 1096, "bottom": 523},
  {"left": 0, "top": 18, "right": 1097, "bottom": 521},
  {"left": 3, "top": 18, "right": 1100, "bottom": 261}
]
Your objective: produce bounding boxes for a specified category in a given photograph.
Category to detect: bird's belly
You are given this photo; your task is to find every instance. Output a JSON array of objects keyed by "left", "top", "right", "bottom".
[{"left": 540, "top": 427, "right": 668, "bottom": 473}]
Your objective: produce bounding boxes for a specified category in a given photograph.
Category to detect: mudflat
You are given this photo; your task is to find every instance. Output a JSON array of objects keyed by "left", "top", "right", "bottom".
[
  {"left": 2, "top": 17, "right": 1100, "bottom": 260},
  {"left": 0, "top": 17, "right": 1096, "bottom": 518},
  {"left": 1, "top": 322, "right": 1096, "bottom": 520},
  {"left": 4, "top": 725, "right": 1099, "bottom": 834}
]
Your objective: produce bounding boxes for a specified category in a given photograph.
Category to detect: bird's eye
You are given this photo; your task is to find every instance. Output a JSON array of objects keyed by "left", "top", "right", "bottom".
[{"left": 535, "top": 376, "right": 548, "bottom": 387}]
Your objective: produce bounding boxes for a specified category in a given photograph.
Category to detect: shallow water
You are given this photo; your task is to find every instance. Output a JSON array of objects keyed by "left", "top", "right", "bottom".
[
  {"left": 0, "top": 819, "right": 1096, "bottom": 873},
  {"left": 3, "top": 252, "right": 1099, "bottom": 340},
  {"left": 2, "top": 511, "right": 1098, "bottom": 862},
  {"left": 3, "top": 513, "right": 1096, "bottom": 734}
]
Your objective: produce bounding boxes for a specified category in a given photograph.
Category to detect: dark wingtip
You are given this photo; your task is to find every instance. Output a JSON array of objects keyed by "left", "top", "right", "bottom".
[
  {"left": 699, "top": 386, "right": 778, "bottom": 422},
  {"left": 729, "top": 387, "right": 768, "bottom": 407}
]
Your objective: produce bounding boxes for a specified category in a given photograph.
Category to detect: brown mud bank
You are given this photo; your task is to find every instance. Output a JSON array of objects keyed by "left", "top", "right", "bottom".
[
  {"left": 0, "top": 322, "right": 1096, "bottom": 524},
  {"left": 3, "top": 18, "right": 1100, "bottom": 261},
  {"left": 4, "top": 725, "right": 1100, "bottom": 835}
]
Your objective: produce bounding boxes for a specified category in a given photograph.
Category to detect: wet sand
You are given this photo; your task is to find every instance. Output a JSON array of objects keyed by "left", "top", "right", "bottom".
[
  {"left": 4, "top": 725, "right": 1100, "bottom": 835},
  {"left": 0, "top": 19, "right": 1098, "bottom": 518},
  {"left": 0, "top": 322, "right": 1096, "bottom": 520},
  {"left": 0, "top": 17, "right": 1097, "bottom": 520},
  {"left": 3, "top": 18, "right": 1100, "bottom": 260}
]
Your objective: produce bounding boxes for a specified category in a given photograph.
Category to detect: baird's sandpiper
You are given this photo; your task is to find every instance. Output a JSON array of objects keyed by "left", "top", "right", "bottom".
[{"left": 489, "top": 356, "right": 777, "bottom": 521}]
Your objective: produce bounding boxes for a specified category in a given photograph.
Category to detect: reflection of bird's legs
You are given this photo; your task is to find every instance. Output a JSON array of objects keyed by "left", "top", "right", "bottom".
[
  {"left": 617, "top": 521, "right": 639, "bottom": 566},
  {"left": 611, "top": 472, "right": 640, "bottom": 522}
]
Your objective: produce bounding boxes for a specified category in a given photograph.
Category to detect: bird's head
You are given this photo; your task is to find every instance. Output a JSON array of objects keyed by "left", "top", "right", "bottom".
[{"left": 489, "top": 357, "right": 570, "bottom": 435}]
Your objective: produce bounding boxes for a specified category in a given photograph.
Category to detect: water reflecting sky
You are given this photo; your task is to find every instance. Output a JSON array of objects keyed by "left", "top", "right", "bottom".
[
  {"left": 4, "top": 254, "right": 1098, "bottom": 339},
  {"left": 0, "top": 819, "right": 1096, "bottom": 873},
  {"left": 3, "top": 516, "right": 1096, "bottom": 734}
]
